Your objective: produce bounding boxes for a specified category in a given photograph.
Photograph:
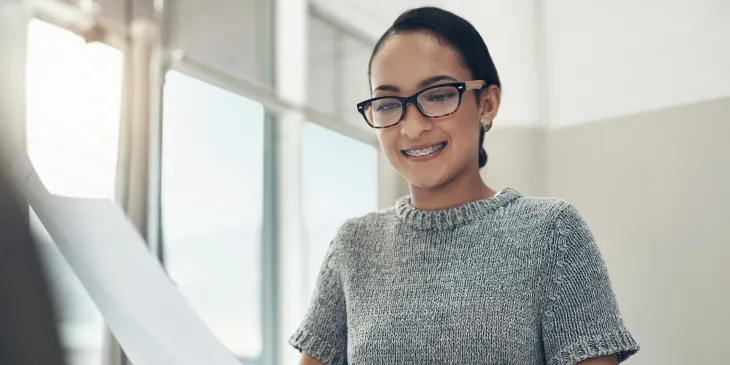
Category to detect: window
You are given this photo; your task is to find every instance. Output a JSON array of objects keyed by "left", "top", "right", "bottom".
[
  {"left": 339, "top": 33, "right": 373, "bottom": 125},
  {"left": 301, "top": 122, "right": 378, "bottom": 295},
  {"left": 25, "top": 19, "right": 122, "bottom": 199},
  {"left": 25, "top": 18, "right": 123, "bottom": 365},
  {"left": 307, "top": 14, "right": 373, "bottom": 126},
  {"left": 171, "top": 0, "right": 272, "bottom": 85},
  {"left": 160, "top": 70, "right": 265, "bottom": 361}
]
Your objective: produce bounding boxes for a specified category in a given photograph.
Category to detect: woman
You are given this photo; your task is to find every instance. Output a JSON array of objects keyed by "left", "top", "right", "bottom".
[{"left": 290, "top": 6, "right": 639, "bottom": 365}]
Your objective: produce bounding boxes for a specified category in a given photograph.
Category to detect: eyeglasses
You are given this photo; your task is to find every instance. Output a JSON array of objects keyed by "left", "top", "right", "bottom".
[{"left": 356, "top": 80, "right": 486, "bottom": 129}]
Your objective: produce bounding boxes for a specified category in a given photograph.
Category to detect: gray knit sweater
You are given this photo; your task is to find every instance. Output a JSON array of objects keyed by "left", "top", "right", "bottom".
[{"left": 290, "top": 188, "right": 639, "bottom": 365}]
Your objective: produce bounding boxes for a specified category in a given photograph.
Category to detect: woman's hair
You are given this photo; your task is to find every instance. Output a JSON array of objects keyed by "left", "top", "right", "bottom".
[{"left": 368, "top": 7, "right": 501, "bottom": 168}]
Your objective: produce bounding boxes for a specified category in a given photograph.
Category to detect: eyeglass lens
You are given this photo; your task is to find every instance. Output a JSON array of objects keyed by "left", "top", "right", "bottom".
[{"left": 363, "top": 85, "right": 461, "bottom": 127}]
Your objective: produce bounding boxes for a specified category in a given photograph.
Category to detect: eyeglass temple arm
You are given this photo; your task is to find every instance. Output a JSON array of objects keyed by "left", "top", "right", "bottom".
[{"left": 465, "top": 80, "right": 487, "bottom": 91}]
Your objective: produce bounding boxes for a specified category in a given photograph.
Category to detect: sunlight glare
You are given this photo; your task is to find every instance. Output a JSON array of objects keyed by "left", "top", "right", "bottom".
[{"left": 26, "top": 19, "right": 123, "bottom": 200}]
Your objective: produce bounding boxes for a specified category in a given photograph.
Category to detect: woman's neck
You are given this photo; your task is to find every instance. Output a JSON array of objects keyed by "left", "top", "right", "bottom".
[{"left": 409, "top": 169, "right": 496, "bottom": 211}]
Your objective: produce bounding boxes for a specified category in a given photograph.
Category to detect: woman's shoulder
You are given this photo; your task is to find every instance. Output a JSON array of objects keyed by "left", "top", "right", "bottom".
[
  {"left": 331, "top": 206, "right": 399, "bottom": 245},
  {"left": 503, "top": 191, "right": 581, "bottom": 228},
  {"left": 499, "top": 192, "right": 596, "bottom": 251},
  {"left": 512, "top": 194, "right": 589, "bottom": 231},
  {"left": 509, "top": 193, "right": 599, "bottom": 257},
  {"left": 511, "top": 193, "right": 571, "bottom": 216}
]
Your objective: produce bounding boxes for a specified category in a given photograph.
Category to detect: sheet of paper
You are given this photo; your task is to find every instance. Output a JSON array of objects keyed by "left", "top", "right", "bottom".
[{"left": 10, "top": 155, "right": 242, "bottom": 365}]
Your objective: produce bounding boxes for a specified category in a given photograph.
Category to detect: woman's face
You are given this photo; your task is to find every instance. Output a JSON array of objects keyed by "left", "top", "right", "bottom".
[{"left": 370, "top": 31, "right": 491, "bottom": 190}]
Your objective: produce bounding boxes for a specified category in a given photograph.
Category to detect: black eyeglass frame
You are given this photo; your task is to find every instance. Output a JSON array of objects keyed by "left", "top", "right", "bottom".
[{"left": 356, "top": 80, "right": 487, "bottom": 129}]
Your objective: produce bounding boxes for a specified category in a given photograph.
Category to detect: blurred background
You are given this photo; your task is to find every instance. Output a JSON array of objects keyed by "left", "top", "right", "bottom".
[{"left": 0, "top": 0, "right": 727, "bottom": 364}]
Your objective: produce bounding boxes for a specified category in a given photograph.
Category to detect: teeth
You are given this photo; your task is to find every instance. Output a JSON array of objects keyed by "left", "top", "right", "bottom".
[{"left": 404, "top": 143, "right": 445, "bottom": 157}]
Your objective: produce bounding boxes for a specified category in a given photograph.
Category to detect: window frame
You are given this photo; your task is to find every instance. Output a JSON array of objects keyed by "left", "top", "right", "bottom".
[
  {"left": 308, "top": 0, "right": 381, "bottom": 47},
  {"left": 29, "top": 0, "right": 129, "bottom": 52},
  {"left": 151, "top": 3, "right": 279, "bottom": 365}
]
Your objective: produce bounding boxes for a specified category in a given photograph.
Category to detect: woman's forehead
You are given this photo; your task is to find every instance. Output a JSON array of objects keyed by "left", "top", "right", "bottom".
[{"left": 370, "top": 32, "right": 470, "bottom": 93}]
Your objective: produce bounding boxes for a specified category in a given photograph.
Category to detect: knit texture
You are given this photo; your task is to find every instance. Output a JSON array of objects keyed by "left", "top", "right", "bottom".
[{"left": 289, "top": 188, "right": 639, "bottom": 365}]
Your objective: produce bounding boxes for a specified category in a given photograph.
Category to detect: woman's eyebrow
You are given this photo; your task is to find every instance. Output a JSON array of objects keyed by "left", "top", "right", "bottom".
[
  {"left": 417, "top": 75, "right": 459, "bottom": 88},
  {"left": 373, "top": 75, "right": 459, "bottom": 93}
]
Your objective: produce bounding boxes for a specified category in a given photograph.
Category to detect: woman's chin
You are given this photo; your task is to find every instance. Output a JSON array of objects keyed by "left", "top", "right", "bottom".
[{"left": 404, "top": 171, "right": 449, "bottom": 191}]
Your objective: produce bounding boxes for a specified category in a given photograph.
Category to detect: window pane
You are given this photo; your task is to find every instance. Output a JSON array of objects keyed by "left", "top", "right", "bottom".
[
  {"left": 339, "top": 34, "right": 372, "bottom": 125},
  {"left": 171, "top": 0, "right": 271, "bottom": 84},
  {"left": 26, "top": 20, "right": 122, "bottom": 199},
  {"left": 25, "top": 18, "right": 123, "bottom": 365},
  {"left": 301, "top": 123, "right": 378, "bottom": 294},
  {"left": 307, "top": 15, "right": 373, "bottom": 125},
  {"left": 161, "top": 70, "right": 265, "bottom": 359},
  {"left": 307, "top": 15, "right": 338, "bottom": 115}
]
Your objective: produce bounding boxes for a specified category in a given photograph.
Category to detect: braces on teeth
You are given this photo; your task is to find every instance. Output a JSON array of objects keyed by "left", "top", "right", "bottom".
[{"left": 405, "top": 143, "right": 444, "bottom": 157}]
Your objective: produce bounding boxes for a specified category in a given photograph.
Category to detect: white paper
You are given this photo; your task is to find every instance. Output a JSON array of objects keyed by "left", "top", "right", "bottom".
[{"left": 10, "top": 155, "right": 242, "bottom": 365}]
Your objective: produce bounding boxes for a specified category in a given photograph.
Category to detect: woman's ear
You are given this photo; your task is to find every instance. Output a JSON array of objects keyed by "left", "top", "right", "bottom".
[{"left": 479, "top": 84, "right": 501, "bottom": 121}]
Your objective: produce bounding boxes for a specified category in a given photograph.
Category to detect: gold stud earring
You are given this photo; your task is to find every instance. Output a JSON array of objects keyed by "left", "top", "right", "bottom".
[{"left": 480, "top": 118, "right": 493, "bottom": 132}]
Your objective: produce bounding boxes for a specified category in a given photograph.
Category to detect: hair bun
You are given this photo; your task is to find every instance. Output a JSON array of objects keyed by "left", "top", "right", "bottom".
[{"left": 478, "top": 146, "right": 488, "bottom": 168}]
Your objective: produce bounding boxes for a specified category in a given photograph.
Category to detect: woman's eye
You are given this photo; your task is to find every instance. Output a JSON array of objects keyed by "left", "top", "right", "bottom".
[
  {"left": 427, "top": 93, "right": 456, "bottom": 102},
  {"left": 377, "top": 103, "right": 400, "bottom": 112}
]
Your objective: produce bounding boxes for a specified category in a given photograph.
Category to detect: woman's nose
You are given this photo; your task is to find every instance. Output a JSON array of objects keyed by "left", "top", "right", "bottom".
[{"left": 400, "top": 105, "right": 432, "bottom": 138}]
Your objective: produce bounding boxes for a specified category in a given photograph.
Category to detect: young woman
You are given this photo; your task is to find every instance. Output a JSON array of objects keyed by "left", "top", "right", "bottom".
[{"left": 290, "top": 7, "right": 639, "bottom": 365}]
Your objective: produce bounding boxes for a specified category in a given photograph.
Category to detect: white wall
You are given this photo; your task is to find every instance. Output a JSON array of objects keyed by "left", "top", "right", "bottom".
[
  {"left": 546, "top": 97, "right": 730, "bottom": 365},
  {"left": 543, "top": 0, "right": 730, "bottom": 127},
  {"left": 457, "top": 0, "right": 540, "bottom": 127}
]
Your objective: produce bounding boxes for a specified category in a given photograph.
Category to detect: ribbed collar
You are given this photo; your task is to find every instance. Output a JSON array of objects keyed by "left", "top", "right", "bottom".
[{"left": 395, "top": 188, "right": 522, "bottom": 231}]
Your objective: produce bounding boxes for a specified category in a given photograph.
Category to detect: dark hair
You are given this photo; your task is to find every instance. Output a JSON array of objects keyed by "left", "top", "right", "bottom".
[{"left": 368, "top": 7, "right": 501, "bottom": 168}]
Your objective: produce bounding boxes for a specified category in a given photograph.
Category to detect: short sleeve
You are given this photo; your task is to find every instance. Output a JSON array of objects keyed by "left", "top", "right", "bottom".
[
  {"left": 542, "top": 203, "right": 640, "bottom": 365},
  {"left": 288, "top": 241, "right": 347, "bottom": 365}
]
